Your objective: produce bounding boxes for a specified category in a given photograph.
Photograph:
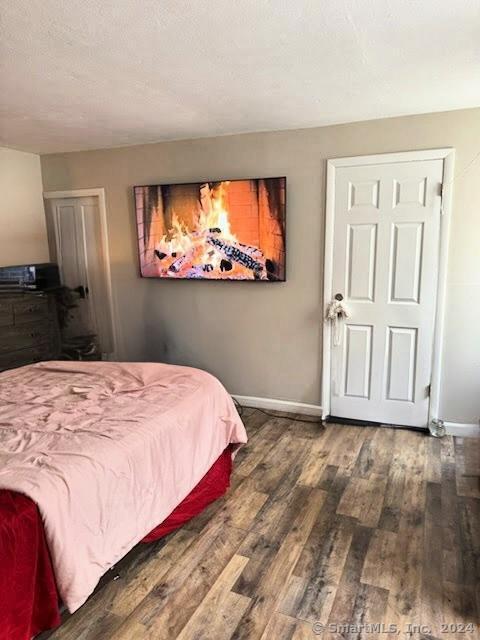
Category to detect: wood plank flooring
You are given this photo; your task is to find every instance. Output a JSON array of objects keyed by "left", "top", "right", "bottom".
[{"left": 43, "top": 410, "right": 480, "bottom": 640}]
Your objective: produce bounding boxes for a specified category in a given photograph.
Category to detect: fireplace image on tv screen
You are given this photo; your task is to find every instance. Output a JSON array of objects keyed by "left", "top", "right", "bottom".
[{"left": 135, "top": 177, "right": 286, "bottom": 281}]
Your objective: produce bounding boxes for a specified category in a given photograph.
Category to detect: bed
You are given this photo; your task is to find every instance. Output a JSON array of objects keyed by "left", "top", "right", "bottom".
[{"left": 0, "top": 361, "right": 247, "bottom": 639}]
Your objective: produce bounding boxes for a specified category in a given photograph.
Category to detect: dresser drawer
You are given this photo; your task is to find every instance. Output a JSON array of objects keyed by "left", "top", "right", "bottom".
[
  {"left": 0, "top": 344, "right": 54, "bottom": 371},
  {"left": 0, "top": 322, "right": 52, "bottom": 353},
  {"left": 0, "top": 292, "right": 61, "bottom": 369},
  {"left": 0, "top": 300, "right": 14, "bottom": 327},
  {"left": 13, "top": 296, "right": 50, "bottom": 325}
]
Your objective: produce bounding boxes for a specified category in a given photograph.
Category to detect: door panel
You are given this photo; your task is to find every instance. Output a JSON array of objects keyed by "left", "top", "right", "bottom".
[
  {"left": 82, "top": 201, "right": 114, "bottom": 354},
  {"left": 346, "top": 224, "right": 377, "bottom": 302},
  {"left": 343, "top": 324, "right": 373, "bottom": 399},
  {"left": 329, "top": 158, "right": 443, "bottom": 427},
  {"left": 385, "top": 326, "right": 417, "bottom": 402},
  {"left": 389, "top": 222, "right": 424, "bottom": 303},
  {"left": 348, "top": 180, "right": 380, "bottom": 210},
  {"left": 393, "top": 177, "right": 427, "bottom": 208}
]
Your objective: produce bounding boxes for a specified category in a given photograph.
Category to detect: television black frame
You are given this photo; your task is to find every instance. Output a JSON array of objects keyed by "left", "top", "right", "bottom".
[{"left": 133, "top": 176, "right": 287, "bottom": 282}]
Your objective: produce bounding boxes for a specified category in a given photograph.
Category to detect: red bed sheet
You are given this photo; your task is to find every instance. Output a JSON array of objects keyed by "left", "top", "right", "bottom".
[{"left": 0, "top": 447, "right": 233, "bottom": 640}]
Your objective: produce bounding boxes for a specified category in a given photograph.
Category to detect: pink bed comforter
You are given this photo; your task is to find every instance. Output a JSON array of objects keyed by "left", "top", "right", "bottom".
[{"left": 0, "top": 361, "right": 247, "bottom": 612}]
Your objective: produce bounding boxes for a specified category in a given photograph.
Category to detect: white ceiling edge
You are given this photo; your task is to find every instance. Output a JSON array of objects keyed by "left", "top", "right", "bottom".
[{"left": 2, "top": 105, "right": 478, "bottom": 157}]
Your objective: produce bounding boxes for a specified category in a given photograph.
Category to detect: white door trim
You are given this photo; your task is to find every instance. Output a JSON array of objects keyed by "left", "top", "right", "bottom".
[
  {"left": 322, "top": 148, "right": 455, "bottom": 427},
  {"left": 43, "top": 188, "right": 118, "bottom": 358}
]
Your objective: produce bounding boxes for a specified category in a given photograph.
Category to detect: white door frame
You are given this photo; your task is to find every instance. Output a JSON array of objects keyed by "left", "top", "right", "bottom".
[
  {"left": 322, "top": 148, "right": 455, "bottom": 427},
  {"left": 43, "top": 188, "right": 118, "bottom": 358}
]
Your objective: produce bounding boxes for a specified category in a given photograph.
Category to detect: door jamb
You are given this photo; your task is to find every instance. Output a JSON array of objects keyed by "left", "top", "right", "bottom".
[
  {"left": 43, "top": 188, "right": 118, "bottom": 358},
  {"left": 322, "top": 148, "right": 455, "bottom": 427}
]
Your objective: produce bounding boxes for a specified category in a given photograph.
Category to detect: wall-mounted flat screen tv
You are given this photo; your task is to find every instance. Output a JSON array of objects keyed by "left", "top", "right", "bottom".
[{"left": 134, "top": 177, "right": 286, "bottom": 281}]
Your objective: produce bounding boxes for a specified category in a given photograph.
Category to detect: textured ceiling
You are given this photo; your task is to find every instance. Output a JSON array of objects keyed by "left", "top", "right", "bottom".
[{"left": 1, "top": 0, "right": 479, "bottom": 154}]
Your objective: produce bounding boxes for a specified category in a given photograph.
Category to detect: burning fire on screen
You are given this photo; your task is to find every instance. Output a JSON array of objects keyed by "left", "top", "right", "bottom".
[{"left": 136, "top": 179, "right": 286, "bottom": 280}]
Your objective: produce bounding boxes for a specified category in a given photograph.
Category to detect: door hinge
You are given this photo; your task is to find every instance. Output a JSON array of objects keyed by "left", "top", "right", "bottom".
[
  {"left": 438, "top": 183, "right": 445, "bottom": 214},
  {"left": 426, "top": 383, "right": 431, "bottom": 397}
]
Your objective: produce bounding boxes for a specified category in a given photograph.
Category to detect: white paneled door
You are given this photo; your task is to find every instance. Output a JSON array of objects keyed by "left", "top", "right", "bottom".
[
  {"left": 327, "top": 156, "right": 445, "bottom": 427},
  {"left": 45, "top": 196, "right": 115, "bottom": 355}
]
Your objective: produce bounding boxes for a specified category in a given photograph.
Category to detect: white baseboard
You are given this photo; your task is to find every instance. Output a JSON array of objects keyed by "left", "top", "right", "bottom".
[
  {"left": 231, "top": 398, "right": 479, "bottom": 434},
  {"left": 443, "top": 421, "right": 480, "bottom": 437},
  {"left": 232, "top": 394, "right": 323, "bottom": 417}
]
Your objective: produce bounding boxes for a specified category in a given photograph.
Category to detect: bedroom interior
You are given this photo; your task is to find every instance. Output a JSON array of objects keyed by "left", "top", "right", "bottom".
[{"left": 0, "top": 1, "right": 479, "bottom": 639}]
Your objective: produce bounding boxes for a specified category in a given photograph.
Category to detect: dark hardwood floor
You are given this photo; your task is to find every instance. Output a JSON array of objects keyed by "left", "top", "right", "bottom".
[{"left": 44, "top": 409, "right": 479, "bottom": 640}]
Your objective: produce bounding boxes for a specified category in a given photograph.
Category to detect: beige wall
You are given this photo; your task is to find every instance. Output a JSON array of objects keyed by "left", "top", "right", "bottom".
[
  {"left": 40, "top": 108, "right": 480, "bottom": 424},
  {"left": 0, "top": 147, "right": 49, "bottom": 266}
]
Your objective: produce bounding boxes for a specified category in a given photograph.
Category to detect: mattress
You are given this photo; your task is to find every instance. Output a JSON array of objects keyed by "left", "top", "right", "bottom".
[
  {"left": 0, "top": 361, "right": 247, "bottom": 612},
  {"left": 0, "top": 446, "right": 234, "bottom": 640}
]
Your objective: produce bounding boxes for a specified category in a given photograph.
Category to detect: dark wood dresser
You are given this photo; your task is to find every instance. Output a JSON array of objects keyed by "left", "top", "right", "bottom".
[{"left": 0, "top": 292, "right": 61, "bottom": 372}]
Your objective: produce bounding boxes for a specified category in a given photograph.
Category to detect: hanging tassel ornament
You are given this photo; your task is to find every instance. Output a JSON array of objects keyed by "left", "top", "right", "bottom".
[{"left": 326, "top": 299, "right": 350, "bottom": 346}]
